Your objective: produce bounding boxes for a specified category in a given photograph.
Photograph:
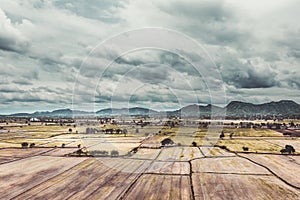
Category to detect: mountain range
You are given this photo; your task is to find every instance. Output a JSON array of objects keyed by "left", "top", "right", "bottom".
[{"left": 1, "top": 100, "right": 300, "bottom": 118}]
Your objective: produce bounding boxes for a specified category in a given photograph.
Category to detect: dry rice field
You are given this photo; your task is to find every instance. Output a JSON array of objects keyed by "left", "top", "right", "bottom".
[{"left": 0, "top": 124, "right": 299, "bottom": 199}]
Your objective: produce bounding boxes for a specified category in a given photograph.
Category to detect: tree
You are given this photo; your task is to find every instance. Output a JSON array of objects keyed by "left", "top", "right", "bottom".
[
  {"left": 61, "top": 143, "right": 66, "bottom": 148},
  {"left": 29, "top": 143, "right": 35, "bottom": 148},
  {"left": 68, "top": 128, "right": 72, "bottom": 133},
  {"left": 219, "top": 131, "right": 225, "bottom": 140},
  {"left": 161, "top": 138, "right": 174, "bottom": 146},
  {"left": 21, "top": 142, "right": 29, "bottom": 148},
  {"left": 281, "top": 145, "right": 295, "bottom": 154},
  {"left": 192, "top": 142, "right": 197, "bottom": 147},
  {"left": 290, "top": 121, "right": 295, "bottom": 127}
]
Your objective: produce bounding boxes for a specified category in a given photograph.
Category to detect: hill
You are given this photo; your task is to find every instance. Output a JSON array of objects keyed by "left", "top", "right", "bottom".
[
  {"left": 1, "top": 100, "right": 300, "bottom": 118},
  {"left": 96, "top": 107, "right": 158, "bottom": 116},
  {"left": 226, "top": 100, "right": 300, "bottom": 117}
]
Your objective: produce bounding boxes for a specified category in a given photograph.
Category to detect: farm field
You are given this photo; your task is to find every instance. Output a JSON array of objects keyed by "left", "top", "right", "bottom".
[{"left": 0, "top": 123, "right": 299, "bottom": 199}]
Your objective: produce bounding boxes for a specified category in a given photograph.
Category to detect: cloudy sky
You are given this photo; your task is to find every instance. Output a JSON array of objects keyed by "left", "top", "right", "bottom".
[{"left": 0, "top": 0, "right": 299, "bottom": 114}]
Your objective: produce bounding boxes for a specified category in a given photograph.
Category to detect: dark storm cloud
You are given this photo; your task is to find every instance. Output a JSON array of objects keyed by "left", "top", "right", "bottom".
[
  {"left": 12, "top": 79, "right": 33, "bottom": 85},
  {"left": 216, "top": 50, "right": 279, "bottom": 89},
  {"left": 114, "top": 50, "right": 200, "bottom": 77},
  {"left": 159, "top": 52, "right": 200, "bottom": 76},
  {"left": 0, "top": 87, "right": 23, "bottom": 93},
  {"left": 127, "top": 64, "right": 171, "bottom": 84},
  {"left": 225, "top": 68, "right": 278, "bottom": 88},
  {"left": 0, "top": 38, "right": 26, "bottom": 53},
  {"left": 1, "top": 88, "right": 71, "bottom": 105},
  {"left": 130, "top": 93, "right": 179, "bottom": 103},
  {"left": 0, "top": 9, "right": 29, "bottom": 53},
  {"left": 115, "top": 56, "right": 145, "bottom": 66},
  {"left": 157, "top": 0, "right": 250, "bottom": 46}
]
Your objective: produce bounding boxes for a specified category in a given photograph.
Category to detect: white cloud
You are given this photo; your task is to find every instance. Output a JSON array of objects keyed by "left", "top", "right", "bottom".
[{"left": 0, "top": 0, "right": 299, "bottom": 113}]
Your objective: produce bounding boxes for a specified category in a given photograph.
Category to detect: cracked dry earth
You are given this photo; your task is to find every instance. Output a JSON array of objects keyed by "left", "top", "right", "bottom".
[{"left": 0, "top": 146, "right": 299, "bottom": 200}]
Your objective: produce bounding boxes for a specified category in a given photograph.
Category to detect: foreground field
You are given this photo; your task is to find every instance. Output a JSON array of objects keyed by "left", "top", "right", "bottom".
[
  {"left": 0, "top": 146, "right": 299, "bottom": 199},
  {"left": 0, "top": 124, "right": 299, "bottom": 199}
]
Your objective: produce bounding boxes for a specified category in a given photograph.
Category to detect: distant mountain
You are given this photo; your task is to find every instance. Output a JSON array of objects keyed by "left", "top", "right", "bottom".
[
  {"left": 8, "top": 113, "right": 32, "bottom": 117},
  {"left": 168, "top": 104, "right": 224, "bottom": 117},
  {"left": 5, "top": 109, "right": 93, "bottom": 118},
  {"left": 1, "top": 100, "right": 300, "bottom": 118},
  {"left": 225, "top": 100, "right": 300, "bottom": 117},
  {"left": 168, "top": 100, "right": 300, "bottom": 118},
  {"left": 32, "top": 109, "right": 93, "bottom": 117},
  {"left": 96, "top": 107, "right": 158, "bottom": 116}
]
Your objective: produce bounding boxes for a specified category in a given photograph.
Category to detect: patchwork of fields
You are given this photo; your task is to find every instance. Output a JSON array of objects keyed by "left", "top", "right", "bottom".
[{"left": 0, "top": 124, "right": 299, "bottom": 199}]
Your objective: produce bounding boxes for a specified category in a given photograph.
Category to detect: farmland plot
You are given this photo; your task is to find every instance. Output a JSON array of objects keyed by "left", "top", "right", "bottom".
[
  {"left": 0, "top": 156, "right": 87, "bottom": 199},
  {"left": 240, "top": 154, "right": 300, "bottom": 188},
  {"left": 0, "top": 156, "right": 17, "bottom": 164},
  {"left": 130, "top": 148, "right": 161, "bottom": 160},
  {"left": 217, "top": 139, "right": 282, "bottom": 153},
  {"left": 192, "top": 157, "right": 270, "bottom": 175},
  {"left": 15, "top": 158, "right": 151, "bottom": 200},
  {"left": 0, "top": 138, "right": 50, "bottom": 147},
  {"left": 42, "top": 148, "right": 78, "bottom": 156},
  {"left": 0, "top": 141, "right": 21, "bottom": 148},
  {"left": 288, "top": 155, "right": 300, "bottom": 165},
  {"left": 199, "top": 147, "right": 235, "bottom": 157},
  {"left": 157, "top": 147, "right": 203, "bottom": 161},
  {"left": 140, "top": 135, "right": 168, "bottom": 148},
  {"left": 263, "top": 139, "right": 300, "bottom": 152},
  {"left": 192, "top": 173, "right": 300, "bottom": 200},
  {"left": 123, "top": 174, "right": 192, "bottom": 200},
  {"left": 87, "top": 142, "right": 140, "bottom": 156},
  {"left": 0, "top": 147, "right": 54, "bottom": 158},
  {"left": 222, "top": 128, "right": 283, "bottom": 137},
  {"left": 146, "top": 161, "right": 190, "bottom": 175}
]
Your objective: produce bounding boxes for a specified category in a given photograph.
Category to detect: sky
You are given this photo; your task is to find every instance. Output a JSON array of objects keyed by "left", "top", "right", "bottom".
[{"left": 0, "top": 0, "right": 299, "bottom": 114}]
